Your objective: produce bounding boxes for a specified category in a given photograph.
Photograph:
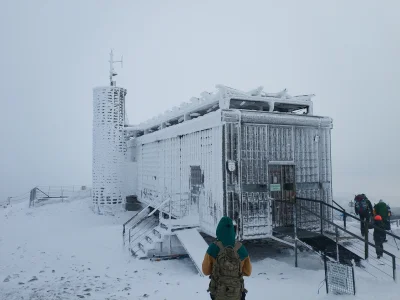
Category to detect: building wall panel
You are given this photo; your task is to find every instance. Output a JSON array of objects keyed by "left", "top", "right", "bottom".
[{"left": 134, "top": 125, "right": 223, "bottom": 236}]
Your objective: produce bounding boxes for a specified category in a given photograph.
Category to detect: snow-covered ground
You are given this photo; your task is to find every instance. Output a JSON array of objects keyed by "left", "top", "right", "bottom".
[{"left": 1, "top": 197, "right": 399, "bottom": 300}]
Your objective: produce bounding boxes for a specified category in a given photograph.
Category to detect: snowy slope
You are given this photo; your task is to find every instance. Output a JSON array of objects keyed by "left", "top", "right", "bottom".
[{"left": 1, "top": 197, "right": 399, "bottom": 300}]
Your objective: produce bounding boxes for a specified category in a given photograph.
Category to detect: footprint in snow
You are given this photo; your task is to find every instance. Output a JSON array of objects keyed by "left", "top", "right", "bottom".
[
  {"left": 3, "top": 275, "right": 11, "bottom": 282},
  {"left": 28, "top": 276, "right": 38, "bottom": 282}
]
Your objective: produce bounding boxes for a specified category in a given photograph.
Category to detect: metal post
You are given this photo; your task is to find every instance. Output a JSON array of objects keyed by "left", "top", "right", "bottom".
[
  {"left": 335, "top": 226, "right": 339, "bottom": 262},
  {"left": 122, "top": 223, "right": 126, "bottom": 247},
  {"left": 352, "top": 265, "right": 356, "bottom": 295},
  {"left": 294, "top": 202, "right": 298, "bottom": 268},
  {"left": 320, "top": 202, "right": 323, "bottom": 235},
  {"left": 364, "top": 220, "right": 369, "bottom": 260},
  {"left": 324, "top": 251, "right": 329, "bottom": 294},
  {"left": 169, "top": 196, "right": 172, "bottom": 255},
  {"left": 393, "top": 256, "right": 396, "bottom": 282},
  {"left": 343, "top": 211, "right": 347, "bottom": 229}
]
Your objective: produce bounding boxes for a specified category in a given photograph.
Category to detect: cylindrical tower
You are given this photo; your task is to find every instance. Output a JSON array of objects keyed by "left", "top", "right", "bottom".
[{"left": 92, "top": 50, "right": 127, "bottom": 214}]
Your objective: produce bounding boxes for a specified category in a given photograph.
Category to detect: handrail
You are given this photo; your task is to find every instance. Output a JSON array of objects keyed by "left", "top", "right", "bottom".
[
  {"left": 275, "top": 198, "right": 397, "bottom": 280},
  {"left": 297, "top": 202, "right": 397, "bottom": 280},
  {"left": 332, "top": 200, "right": 346, "bottom": 212},
  {"left": 123, "top": 204, "right": 151, "bottom": 235},
  {"left": 36, "top": 187, "right": 50, "bottom": 198},
  {"left": 148, "top": 198, "right": 170, "bottom": 217},
  {"left": 296, "top": 197, "right": 400, "bottom": 241}
]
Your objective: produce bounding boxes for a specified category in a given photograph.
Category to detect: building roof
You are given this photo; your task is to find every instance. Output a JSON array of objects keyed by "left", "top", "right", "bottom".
[{"left": 124, "top": 84, "right": 315, "bottom": 136}]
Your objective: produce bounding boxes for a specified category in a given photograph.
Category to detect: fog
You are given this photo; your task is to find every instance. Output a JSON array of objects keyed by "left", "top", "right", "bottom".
[{"left": 1, "top": 0, "right": 399, "bottom": 206}]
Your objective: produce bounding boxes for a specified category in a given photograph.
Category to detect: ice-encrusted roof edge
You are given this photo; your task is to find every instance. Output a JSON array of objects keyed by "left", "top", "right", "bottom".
[{"left": 124, "top": 84, "right": 314, "bottom": 132}]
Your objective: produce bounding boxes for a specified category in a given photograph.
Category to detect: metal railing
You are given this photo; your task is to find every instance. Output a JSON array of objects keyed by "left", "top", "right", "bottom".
[
  {"left": 122, "top": 191, "right": 192, "bottom": 254},
  {"left": 29, "top": 186, "right": 91, "bottom": 207},
  {"left": 2, "top": 185, "right": 90, "bottom": 208},
  {"left": 275, "top": 197, "right": 399, "bottom": 281}
]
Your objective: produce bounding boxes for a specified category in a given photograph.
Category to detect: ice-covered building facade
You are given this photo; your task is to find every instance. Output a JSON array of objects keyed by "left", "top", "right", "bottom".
[{"left": 123, "top": 84, "right": 333, "bottom": 242}]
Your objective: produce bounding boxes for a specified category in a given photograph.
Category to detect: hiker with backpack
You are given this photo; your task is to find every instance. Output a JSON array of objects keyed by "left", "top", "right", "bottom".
[
  {"left": 373, "top": 215, "right": 386, "bottom": 259},
  {"left": 202, "top": 216, "right": 252, "bottom": 300},
  {"left": 354, "top": 194, "right": 373, "bottom": 236},
  {"left": 373, "top": 199, "right": 389, "bottom": 242},
  {"left": 387, "top": 203, "right": 392, "bottom": 231}
]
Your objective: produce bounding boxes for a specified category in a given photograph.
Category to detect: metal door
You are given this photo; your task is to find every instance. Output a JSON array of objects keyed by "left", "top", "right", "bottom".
[{"left": 269, "top": 164, "right": 296, "bottom": 227}]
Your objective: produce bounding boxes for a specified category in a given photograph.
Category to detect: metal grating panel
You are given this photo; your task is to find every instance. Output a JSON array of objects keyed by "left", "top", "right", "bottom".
[
  {"left": 294, "top": 127, "right": 319, "bottom": 183},
  {"left": 241, "top": 125, "right": 268, "bottom": 184},
  {"left": 242, "top": 192, "right": 271, "bottom": 237},
  {"left": 268, "top": 126, "right": 294, "bottom": 161},
  {"left": 135, "top": 126, "right": 223, "bottom": 235}
]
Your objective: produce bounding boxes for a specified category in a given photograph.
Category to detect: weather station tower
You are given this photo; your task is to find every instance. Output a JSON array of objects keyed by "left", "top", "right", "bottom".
[{"left": 92, "top": 50, "right": 127, "bottom": 214}]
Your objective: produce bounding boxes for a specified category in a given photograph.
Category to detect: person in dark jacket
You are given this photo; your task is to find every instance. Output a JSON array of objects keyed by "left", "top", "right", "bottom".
[
  {"left": 202, "top": 217, "right": 252, "bottom": 300},
  {"left": 374, "top": 200, "right": 389, "bottom": 241},
  {"left": 373, "top": 215, "right": 386, "bottom": 259},
  {"left": 387, "top": 203, "right": 392, "bottom": 231},
  {"left": 354, "top": 194, "right": 373, "bottom": 236}
]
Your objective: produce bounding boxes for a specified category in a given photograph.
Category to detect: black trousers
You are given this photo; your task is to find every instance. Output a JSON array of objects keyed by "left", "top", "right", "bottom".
[
  {"left": 385, "top": 219, "right": 391, "bottom": 231},
  {"left": 375, "top": 239, "right": 384, "bottom": 256}
]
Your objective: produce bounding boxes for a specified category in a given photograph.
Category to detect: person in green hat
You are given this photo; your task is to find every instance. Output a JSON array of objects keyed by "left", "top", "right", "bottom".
[
  {"left": 374, "top": 199, "right": 389, "bottom": 242},
  {"left": 202, "top": 217, "right": 252, "bottom": 300}
]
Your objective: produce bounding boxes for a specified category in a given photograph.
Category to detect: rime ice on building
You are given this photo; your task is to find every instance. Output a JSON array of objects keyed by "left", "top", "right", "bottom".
[
  {"left": 122, "top": 85, "right": 333, "bottom": 264},
  {"left": 92, "top": 51, "right": 127, "bottom": 213}
]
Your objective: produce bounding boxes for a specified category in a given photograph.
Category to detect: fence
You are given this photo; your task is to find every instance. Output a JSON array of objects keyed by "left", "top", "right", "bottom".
[{"left": 29, "top": 186, "right": 92, "bottom": 207}]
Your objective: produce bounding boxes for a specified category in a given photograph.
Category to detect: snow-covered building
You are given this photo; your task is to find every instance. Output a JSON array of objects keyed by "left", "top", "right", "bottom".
[
  {"left": 92, "top": 53, "right": 333, "bottom": 263},
  {"left": 123, "top": 85, "right": 333, "bottom": 243}
]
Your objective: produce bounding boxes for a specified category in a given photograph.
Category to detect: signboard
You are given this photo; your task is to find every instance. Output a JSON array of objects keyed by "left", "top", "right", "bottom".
[
  {"left": 270, "top": 184, "right": 281, "bottom": 192},
  {"left": 325, "top": 261, "right": 355, "bottom": 295}
]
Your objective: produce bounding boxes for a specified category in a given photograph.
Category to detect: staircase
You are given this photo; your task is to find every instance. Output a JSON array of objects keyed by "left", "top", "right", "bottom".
[
  {"left": 273, "top": 197, "right": 400, "bottom": 281},
  {"left": 122, "top": 199, "right": 200, "bottom": 260}
]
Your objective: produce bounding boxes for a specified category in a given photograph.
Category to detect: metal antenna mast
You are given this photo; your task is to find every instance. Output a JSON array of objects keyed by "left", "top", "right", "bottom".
[{"left": 109, "top": 49, "right": 123, "bottom": 86}]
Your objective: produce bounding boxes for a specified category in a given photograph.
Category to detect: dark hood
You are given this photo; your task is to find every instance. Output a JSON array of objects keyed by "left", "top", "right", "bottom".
[{"left": 216, "top": 216, "right": 235, "bottom": 247}]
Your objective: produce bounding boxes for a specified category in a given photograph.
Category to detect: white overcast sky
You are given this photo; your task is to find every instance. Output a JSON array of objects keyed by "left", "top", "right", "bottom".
[{"left": 0, "top": 0, "right": 399, "bottom": 205}]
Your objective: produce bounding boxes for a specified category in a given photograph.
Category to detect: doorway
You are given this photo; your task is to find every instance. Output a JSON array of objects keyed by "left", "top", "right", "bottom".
[{"left": 269, "top": 164, "right": 296, "bottom": 227}]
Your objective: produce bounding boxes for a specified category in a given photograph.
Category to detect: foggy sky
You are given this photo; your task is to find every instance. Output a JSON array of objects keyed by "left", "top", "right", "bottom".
[{"left": 1, "top": 0, "right": 399, "bottom": 206}]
